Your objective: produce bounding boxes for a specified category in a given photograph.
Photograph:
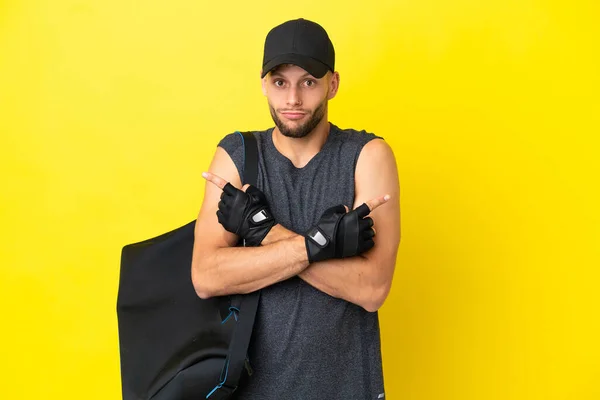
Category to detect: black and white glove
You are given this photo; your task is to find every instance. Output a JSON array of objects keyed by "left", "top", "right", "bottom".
[
  {"left": 305, "top": 203, "right": 376, "bottom": 263},
  {"left": 217, "top": 183, "right": 276, "bottom": 247}
]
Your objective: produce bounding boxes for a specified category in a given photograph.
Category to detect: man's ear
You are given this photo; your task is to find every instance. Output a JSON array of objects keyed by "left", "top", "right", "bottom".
[
  {"left": 261, "top": 74, "right": 267, "bottom": 96},
  {"left": 327, "top": 71, "right": 340, "bottom": 100}
]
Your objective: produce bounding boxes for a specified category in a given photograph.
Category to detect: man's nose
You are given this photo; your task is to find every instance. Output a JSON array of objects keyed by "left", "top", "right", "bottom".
[{"left": 286, "top": 88, "right": 302, "bottom": 106}]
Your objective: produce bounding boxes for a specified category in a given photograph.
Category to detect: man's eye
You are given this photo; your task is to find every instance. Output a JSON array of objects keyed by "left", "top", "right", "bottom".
[
  {"left": 274, "top": 80, "right": 284, "bottom": 87},
  {"left": 305, "top": 80, "right": 315, "bottom": 87}
]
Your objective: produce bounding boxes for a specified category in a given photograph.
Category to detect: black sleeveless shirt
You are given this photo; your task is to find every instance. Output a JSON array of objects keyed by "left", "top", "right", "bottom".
[{"left": 217, "top": 122, "right": 386, "bottom": 400}]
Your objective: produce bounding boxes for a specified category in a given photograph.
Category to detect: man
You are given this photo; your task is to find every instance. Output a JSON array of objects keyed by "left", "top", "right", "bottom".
[{"left": 191, "top": 18, "right": 400, "bottom": 400}]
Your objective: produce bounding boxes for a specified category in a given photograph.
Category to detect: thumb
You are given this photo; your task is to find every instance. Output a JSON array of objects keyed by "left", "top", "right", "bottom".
[
  {"left": 242, "top": 184, "right": 251, "bottom": 192},
  {"left": 344, "top": 205, "right": 349, "bottom": 213}
]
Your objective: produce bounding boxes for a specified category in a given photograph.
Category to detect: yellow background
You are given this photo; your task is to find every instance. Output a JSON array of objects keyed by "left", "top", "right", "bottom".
[{"left": 1, "top": 0, "right": 599, "bottom": 399}]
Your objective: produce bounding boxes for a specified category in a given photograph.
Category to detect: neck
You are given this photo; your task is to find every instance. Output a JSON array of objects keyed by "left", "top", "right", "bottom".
[{"left": 272, "top": 116, "right": 331, "bottom": 169}]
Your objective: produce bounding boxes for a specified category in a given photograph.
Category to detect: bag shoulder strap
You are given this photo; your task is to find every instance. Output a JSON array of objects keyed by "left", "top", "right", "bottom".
[
  {"left": 207, "top": 131, "right": 260, "bottom": 399},
  {"left": 240, "top": 131, "right": 258, "bottom": 187}
]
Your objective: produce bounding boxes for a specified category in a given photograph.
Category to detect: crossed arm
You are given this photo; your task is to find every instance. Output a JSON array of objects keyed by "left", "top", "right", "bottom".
[{"left": 191, "top": 138, "right": 401, "bottom": 312}]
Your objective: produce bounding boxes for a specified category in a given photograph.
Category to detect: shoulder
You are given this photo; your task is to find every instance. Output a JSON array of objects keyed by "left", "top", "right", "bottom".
[
  {"left": 217, "top": 129, "right": 271, "bottom": 152},
  {"left": 216, "top": 128, "right": 271, "bottom": 177},
  {"left": 359, "top": 138, "right": 395, "bottom": 165},
  {"left": 355, "top": 135, "right": 398, "bottom": 187},
  {"left": 336, "top": 124, "right": 396, "bottom": 174},
  {"left": 330, "top": 123, "right": 385, "bottom": 145},
  {"left": 329, "top": 123, "right": 391, "bottom": 166},
  {"left": 217, "top": 131, "right": 245, "bottom": 154}
]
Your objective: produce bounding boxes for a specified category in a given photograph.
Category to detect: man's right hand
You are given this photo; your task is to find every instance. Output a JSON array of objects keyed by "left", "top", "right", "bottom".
[
  {"left": 202, "top": 172, "right": 276, "bottom": 247},
  {"left": 305, "top": 197, "right": 387, "bottom": 263}
]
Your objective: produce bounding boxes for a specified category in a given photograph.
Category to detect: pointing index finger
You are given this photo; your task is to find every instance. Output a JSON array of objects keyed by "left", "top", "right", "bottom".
[
  {"left": 364, "top": 194, "right": 391, "bottom": 215},
  {"left": 202, "top": 171, "right": 230, "bottom": 191}
]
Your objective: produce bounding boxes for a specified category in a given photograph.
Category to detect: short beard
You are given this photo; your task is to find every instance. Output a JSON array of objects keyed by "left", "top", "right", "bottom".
[{"left": 269, "top": 99, "right": 327, "bottom": 139}]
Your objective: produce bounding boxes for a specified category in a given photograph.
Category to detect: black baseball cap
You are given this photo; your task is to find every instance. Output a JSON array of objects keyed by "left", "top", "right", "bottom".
[{"left": 261, "top": 18, "right": 335, "bottom": 79}]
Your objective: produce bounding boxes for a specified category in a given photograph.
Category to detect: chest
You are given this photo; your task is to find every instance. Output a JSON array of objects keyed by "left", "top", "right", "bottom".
[{"left": 256, "top": 151, "right": 356, "bottom": 234}]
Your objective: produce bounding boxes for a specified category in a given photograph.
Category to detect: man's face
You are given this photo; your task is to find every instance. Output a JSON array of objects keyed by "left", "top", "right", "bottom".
[{"left": 262, "top": 64, "right": 336, "bottom": 138}]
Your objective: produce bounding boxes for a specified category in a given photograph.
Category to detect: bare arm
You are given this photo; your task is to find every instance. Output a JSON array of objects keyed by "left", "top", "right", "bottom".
[
  {"left": 298, "top": 139, "right": 401, "bottom": 312},
  {"left": 191, "top": 146, "right": 309, "bottom": 299}
]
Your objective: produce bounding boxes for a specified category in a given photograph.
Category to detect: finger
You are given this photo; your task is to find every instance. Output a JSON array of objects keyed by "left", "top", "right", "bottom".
[
  {"left": 355, "top": 203, "right": 371, "bottom": 219},
  {"left": 364, "top": 194, "right": 391, "bottom": 214},
  {"left": 222, "top": 182, "right": 238, "bottom": 196},
  {"left": 216, "top": 210, "right": 225, "bottom": 225},
  {"left": 202, "top": 171, "right": 230, "bottom": 192},
  {"left": 344, "top": 205, "right": 349, "bottom": 213},
  {"left": 359, "top": 217, "right": 374, "bottom": 230},
  {"left": 220, "top": 194, "right": 237, "bottom": 213},
  {"left": 245, "top": 185, "right": 261, "bottom": 197},
  {"left": 360, "top": 238, "right": 375, "bottom": 253},
  {"left": 362, "top": 228, "right": 375, "bottom": 239},
  {"left": 242, "top": 184, "right": 251, "bottom": 192},
  {"left": 245, "top": 185, "right": 268, "bottom": 204}
]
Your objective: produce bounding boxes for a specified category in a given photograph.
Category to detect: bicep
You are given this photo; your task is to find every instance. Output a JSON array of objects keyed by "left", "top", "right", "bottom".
[
  {"left": 193, "top": 146, "right": 243, "bottom": 258},
  {"left": 353, "top": 139, "right": 401, "bottom": 273}
]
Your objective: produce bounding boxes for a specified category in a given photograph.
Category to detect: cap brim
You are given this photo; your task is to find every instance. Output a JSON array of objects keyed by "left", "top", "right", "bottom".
[{"left": 261, "top": 54, "right": 330, "bottom": 79}]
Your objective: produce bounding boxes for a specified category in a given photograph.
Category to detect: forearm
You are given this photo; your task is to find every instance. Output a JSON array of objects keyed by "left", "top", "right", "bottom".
[
  {"left": 299, "top": 256, "right": 387, "bottom": 312},
  {"left": 193, "top": 233, "right": 308, "bottom": 298},
  {"left": 264, "top": 225, "right": 388, "bottom": 311},
  {"left": 262, "top": 223, "right": 298, "bottom": 245}
]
